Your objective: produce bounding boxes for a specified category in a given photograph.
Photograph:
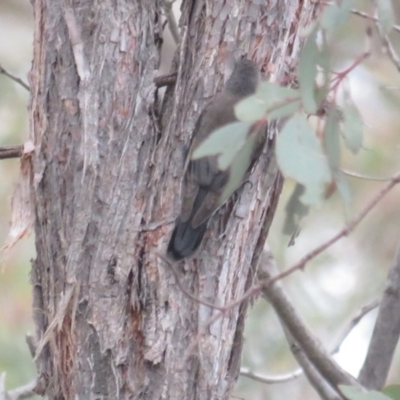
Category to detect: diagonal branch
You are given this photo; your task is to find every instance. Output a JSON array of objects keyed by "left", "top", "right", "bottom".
[
  {"left": 358, "top": 239, "right": 400, "bottom": 390},
  {"left": 283, "top": 328, "right": 344, "bottom": 400},
  {"left": 258, "top": 251, "right": 360, "bottom": 391}
]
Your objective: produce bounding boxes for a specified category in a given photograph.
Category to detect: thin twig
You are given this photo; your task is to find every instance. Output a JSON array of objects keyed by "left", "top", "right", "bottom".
[
  {"left": 352, "top": 7, "right": 400, "bottom": 71},
  {"left": 240, "top": 367, "right": 303, "bottom": 384},
  {"left": 351, "top": 9, "right": 400, "bottom": 34},
  {"left": 373, "top": 9, "right": 400, "bottom": 72},
  {"left": 331, "top": 299, "right": 380, "bottom": 355},
  {"left": 263, "top": 171, "right": 400, "bottom": 287},
  {"left": 0, "top": 64, "right": 30, "bottom": 92},
  {"left": 342, "top": 169, "right": 391, "bottom": 182}
]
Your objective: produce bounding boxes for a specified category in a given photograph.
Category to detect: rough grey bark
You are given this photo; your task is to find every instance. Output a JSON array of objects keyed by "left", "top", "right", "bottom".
[{"left": 29, "top": 0, "right": 321, "bottom": 399}]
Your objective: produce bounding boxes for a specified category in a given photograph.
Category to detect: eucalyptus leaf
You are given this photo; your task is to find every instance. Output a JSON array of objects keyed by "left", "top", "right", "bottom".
[
  {"left": 276, "top": 113, "right": 332, "bottom": 205},
  {"left": 191, "top": 121, "right": 251, "bottom": 170},
  {"left": 324, "top": 106, "right": 341, "bottom": 169},
  {"left": 269, "top": 99, "right": 301, "bottom": 121},
  {"left": 298, "top": 30, "right": 319, "bottom": 113},
  {"left": 235, "top": 82, "right": 300, "bottom": 123},
  {"left": 335, "top": 171, "right": 352, "bottom": 212},
  {"left": 342, "top": 101, "right": 363, "bottom": 154}
]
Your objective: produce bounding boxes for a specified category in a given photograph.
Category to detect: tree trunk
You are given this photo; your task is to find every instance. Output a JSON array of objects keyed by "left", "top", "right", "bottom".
[{"left": 30, "top": 0, "right": 320, "bottom": 399}]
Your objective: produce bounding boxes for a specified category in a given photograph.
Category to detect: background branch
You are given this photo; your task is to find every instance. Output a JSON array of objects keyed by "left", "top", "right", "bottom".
[
  {"left": 331, "top": 299, "right": 380, "bottom": 355},
  {"left": 358, "top": 238, "right": 400, "bottom": 389},
  {"left": 0, "top": 373, "right": 36, "bottom": 400},
  {"left": 258, "top": 251, "right": 360, "bottom": 391},
  {"left": 283, "top": 329, "right": 344, "bottom": 400}
]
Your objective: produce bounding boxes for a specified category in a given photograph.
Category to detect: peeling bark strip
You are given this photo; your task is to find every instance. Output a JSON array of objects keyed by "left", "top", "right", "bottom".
[{"left": 30, "top": 1, "right": 321, "bottom": 399}]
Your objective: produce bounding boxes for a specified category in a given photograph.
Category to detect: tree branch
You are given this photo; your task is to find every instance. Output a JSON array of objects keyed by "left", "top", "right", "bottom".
[
  {"left": 241, "top": 297, "right": 379, "bottom": 389},
  {"left": 358, "top": 239, "right": 400, "bottom": 389},
  {"left": 258, "top": 251, "right": 360, "bottom": 391},
  {"left": 372, "top": 7, "right": 400, "bottom": 72},
  {"left": 0, "top": 145, "right": 23, "bottom": 160},
  {"left": 0, "top": 64, "right": 30, "bottom": 92},
  {"left": 0, "top": 373, "right": 36, "bottom": 400},
  {"left": 351, "top": 9, "right": 400, "bottom": 34},
  {"left": 284, "top": 329, "right": 344, "bottom": 400}
]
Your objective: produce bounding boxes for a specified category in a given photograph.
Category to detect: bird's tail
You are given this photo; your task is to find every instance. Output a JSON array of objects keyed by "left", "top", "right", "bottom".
[{"left": 167, "top": 218, "right": 208, "bottom": 261}]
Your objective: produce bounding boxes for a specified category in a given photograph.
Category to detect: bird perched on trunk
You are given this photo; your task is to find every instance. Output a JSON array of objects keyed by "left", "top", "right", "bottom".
[{"left": 167, "top": 59, "right": 263, "bottom": 261}]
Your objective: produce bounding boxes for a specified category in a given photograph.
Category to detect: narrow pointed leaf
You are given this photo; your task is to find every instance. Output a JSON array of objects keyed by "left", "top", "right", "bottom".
[
  {"left": 298, "top": 30, "right": 319, "bottom": 113},
  {"left": 342, "top": 101, "right": 363, "bottom": 154},
  {"left": 324, "top": 106, "right": 341, "bottom": 169}
]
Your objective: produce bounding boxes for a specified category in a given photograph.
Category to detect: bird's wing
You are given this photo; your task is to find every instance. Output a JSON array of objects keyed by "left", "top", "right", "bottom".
[{"left": 180, "top": 94, "right": 240, "bottom": 227}]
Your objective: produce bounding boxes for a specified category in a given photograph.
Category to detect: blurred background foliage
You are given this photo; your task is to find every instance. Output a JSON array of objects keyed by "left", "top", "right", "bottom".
[{"left": 0, "top": 0, "right": 399, "bottom": 399}]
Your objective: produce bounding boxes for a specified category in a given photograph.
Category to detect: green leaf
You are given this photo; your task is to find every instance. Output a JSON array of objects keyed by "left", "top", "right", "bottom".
[
  {"left": 269, "top": 99, "right": 301, "bottom": 121},
  {"left": 298, "top": 29, "right": 319, "bottom": 113},
  {"left": 235, "top": 82, "right": 300, "bottom": 123},
  {"left": 276, "top": 113, "right": 332, "bottom": 205},
  {"left": 324, "top": 106, "right": 341, "bottom": 169},
  {"left": 383, "top": 385, "right": 400, "bottom": 400},
  {"left": 191, "top": 121, "right": 251, "bottom": 170},
  {"left": 335, "top": 170, "right": 352, "bottom": 211},
  {"left": 377, "top": 0, "right": 395, "bottom": 35},
  {"left": 339, "top": 385, "right": 393, "bottom": 400},
  {"left": 283, "top": 183, "right": 309, "bottom": 241},
  {"left": 320, "top": 0, "right": 355, "bottom": 32},
  {"left": 342, "top": 101, "right": 364, "bottom": 154}
]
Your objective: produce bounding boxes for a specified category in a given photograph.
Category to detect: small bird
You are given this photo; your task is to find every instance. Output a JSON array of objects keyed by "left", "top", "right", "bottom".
[{"left": 167, "top": 59, "right": 262, "bottom": 261}]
